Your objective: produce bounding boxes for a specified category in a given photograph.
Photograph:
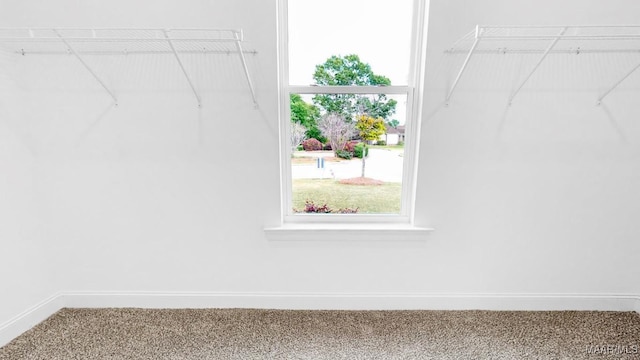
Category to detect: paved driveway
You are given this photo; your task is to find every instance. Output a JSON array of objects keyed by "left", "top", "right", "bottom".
[{"left": 291, "top": 148, "right": 404, "bottom": 182}]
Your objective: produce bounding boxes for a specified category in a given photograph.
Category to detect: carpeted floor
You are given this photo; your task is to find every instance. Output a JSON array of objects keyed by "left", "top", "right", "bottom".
[{"left": 1, "top": 308, "right": 639, "bottom": 359}]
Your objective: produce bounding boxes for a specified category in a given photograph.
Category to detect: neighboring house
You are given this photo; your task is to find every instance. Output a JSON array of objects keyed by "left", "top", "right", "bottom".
[{"left": 379, "top": 125, "right": 405, "bottom": 145}]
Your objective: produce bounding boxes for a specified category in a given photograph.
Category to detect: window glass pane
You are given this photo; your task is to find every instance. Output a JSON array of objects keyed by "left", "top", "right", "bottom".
[
  {"left": 288, "top": 0, "right": 414, "bottom": 86},
  {"left": 290, "top": 93, "right": 407, "bottom": 215}
]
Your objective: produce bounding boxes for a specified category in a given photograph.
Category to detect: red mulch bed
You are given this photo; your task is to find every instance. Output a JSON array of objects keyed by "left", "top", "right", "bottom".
[{"left": 339, "top": 177, "right": 384, "bottom": 185}]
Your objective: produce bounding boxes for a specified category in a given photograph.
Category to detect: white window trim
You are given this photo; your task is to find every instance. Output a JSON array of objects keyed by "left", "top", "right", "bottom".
[
  {"left": 266, "top": 0, "right": 433, "bottom": 240},
  {"left": 289, "top": 86, "right": 410, "bottom": 94}
]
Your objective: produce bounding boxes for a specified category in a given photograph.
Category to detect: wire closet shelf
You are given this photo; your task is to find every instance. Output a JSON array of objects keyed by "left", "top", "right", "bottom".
[
  {"left": 0, "top": 28, "right": 258, "bottom": 107},
  {"left": 445, "top": 25, "right": 640, "bottom": 106}
]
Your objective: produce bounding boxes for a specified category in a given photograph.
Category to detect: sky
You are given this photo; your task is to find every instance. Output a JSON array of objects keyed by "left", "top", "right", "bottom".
[{"left": 287, "top": 0, "right": 414, "bottom": 86}]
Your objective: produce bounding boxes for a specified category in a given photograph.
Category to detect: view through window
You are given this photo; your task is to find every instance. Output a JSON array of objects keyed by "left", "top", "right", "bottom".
[{"left": 285, "top": 0, "right": 418, "bottom": 217}]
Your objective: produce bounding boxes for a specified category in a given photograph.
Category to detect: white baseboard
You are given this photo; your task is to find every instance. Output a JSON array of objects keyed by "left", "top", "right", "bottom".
[
  {"left": 2, "top": 291, "right": 639, "bottom": 348},
  {"left": 0, "top": 293, "right": 65, "bottom": 348},
  {"left": 61, "top": 291, "right": 640, "bottom": 312}
]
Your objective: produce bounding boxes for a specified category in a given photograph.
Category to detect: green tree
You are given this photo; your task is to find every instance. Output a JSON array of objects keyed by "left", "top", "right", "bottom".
[
  {"left": 290, "top": 94, "right": 324, "bottom": 142},
  {"left": 355, "top": 115, "right": 386, "bottom": 178},
  {"left": 312, "top": 54, "right": 397, "bottom": 122},
  {"left": 387, "top": 119, "right": 400, "bottom": 128}
]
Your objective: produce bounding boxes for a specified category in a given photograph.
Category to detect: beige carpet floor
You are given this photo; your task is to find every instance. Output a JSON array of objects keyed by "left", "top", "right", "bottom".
[{"left": 1, "top": 308, "right": 639, "bottom": 359}]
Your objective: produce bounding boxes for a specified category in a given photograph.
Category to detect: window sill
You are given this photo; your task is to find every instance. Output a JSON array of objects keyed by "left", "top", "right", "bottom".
[{"left": 264, "top": 223, "right": 433, "bottom": 241}]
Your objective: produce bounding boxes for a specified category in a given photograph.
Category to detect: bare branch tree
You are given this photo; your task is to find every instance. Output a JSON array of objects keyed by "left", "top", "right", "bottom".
[
  {"left": 290, "top": 122, "right": 307, "bottom": 152},
  {"left": 317, "top": 113, "right": 355, "bottom": 156}
]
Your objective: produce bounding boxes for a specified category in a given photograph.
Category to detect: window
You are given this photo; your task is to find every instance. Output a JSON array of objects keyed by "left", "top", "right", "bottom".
[{"left": 275, "top": 0, "right": 428, "bottom": 229}]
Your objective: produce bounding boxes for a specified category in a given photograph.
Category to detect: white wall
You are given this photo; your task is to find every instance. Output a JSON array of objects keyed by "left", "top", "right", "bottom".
[
  {"left": 0, "top": 54, "right": 57, "bottom": 326},
  {"left": 0, "top": 0, "right": 281, "bottom": 326},
  {"left": 0, "top": 0, "right": 639, "bottom": 330},
  {"left": 416, "top": 0, "right": 640, "bottom": 294}
]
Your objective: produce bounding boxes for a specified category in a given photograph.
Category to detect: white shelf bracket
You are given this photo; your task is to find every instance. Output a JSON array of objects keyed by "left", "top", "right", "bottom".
[
  {"left": 163, "top": 29, "right": 202, "bottom": 108},
  {"left": 2, "top": 28, "right": 258, "bottom": 108},
  {"left": 508, "top": 27, "right": 567, "bottom": 106},
  {"left": 233, "top": 31, "right": 258, "bottom": 108},
  {"left": 54, "top": 29, "right": 118, "bottom": 105},
  {"left": 597, "top": 60, "right": 640, "bottom": 105},
  {"left": 446, "top": 25, "right": 481, "bottom": 106}
]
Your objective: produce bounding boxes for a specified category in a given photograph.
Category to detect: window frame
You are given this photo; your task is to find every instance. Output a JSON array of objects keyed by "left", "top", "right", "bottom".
[{"left": 276, "top": 0, "right": 428, "bottom": 227}]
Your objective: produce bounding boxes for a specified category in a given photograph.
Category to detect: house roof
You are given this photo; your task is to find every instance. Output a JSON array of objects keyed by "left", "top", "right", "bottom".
[{"left": 385, "top": 124, "right": 405, "bottom": 134}]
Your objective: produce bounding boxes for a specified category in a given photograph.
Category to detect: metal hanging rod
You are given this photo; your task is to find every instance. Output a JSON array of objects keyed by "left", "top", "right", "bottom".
[
  {"left": 445, "top": 24, "right": 640, "bottom": 106},
  {"left": 0, "top": 38, "right": 245, "bottom": 42},
  {"left": 445, "top": 49, "right": 640, "bottom": 54},
  {"left": 478, "top": 35, "right": 640, "bottom": 41},
  {"left": 15, "top": 50, "right": 258, "bottom": 55},
  {"left": 0, "top": 28, "right": 243, "bottom": 38},
  {"left": 476, "top": 25, "right": 640, "bottom": 28}
]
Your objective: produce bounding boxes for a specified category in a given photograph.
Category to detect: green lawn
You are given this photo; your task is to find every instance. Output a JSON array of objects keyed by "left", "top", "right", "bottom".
[{"left": 292, "top": 179, "right": 402, "bottom": 214}]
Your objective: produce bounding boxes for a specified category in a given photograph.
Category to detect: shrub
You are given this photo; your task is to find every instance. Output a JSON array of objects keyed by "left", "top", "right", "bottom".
[
  {"left": 344, "top": 140, "right": 358, "bottom": 153},
  {"left": 294, "top": 201, "right": 358, "bottom": 214},
  {"left": 397, "top": 140, "right": 404, "bottom": 146},
  {"left": 302, "top": 200, "right": 331, "bottom": 213},
  {"left": 354, "top": 142, "right": 369, "bottom": 158},
  {"left": 336, "top": 150, "right": 353, "bottom": 159},
  {"left": 323, "top": 143, "right": 332, "bottom": 151},
  {"left": 302, "top": 138, "right": 323, "bottom": 151},
  {"left": 296, "top": 144, "right": 304, "bottom": 151},
  {"left": 376, "top": 140, "right": 386, "bottom": 146}
]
